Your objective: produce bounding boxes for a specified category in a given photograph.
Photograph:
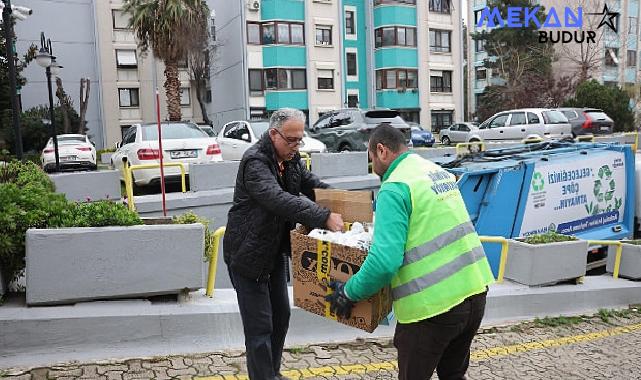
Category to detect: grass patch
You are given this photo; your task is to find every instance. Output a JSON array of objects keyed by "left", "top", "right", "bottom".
[
  {"left": 287, "top": 347, "right": 306, "bottom": 355},
  {"left": 533, "top": 315, "right": 585, "bottom": 327}
]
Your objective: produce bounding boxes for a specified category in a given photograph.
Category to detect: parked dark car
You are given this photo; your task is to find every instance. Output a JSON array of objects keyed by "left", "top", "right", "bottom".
[
  {"left": 409, "top": 123, "right": 435, "bottom": 147},
  {"left": 557, "top": 108, "right": 614, "bottom": 136},
  {"left": 309, "top": 108, "right": 411, "bottom": 152}
]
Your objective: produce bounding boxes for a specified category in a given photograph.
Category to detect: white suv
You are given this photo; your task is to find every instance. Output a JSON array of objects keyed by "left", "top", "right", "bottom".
[{"left": 469, "top": 108, "right": 572, "bottom": 142}]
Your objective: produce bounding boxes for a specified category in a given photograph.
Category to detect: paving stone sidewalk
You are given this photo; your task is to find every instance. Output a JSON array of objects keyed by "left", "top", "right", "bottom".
[{"left": 3, "top": 308, "right": 641, "bottom": 380}]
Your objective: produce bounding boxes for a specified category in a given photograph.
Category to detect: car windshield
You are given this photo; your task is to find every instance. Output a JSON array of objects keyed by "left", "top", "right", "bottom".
[
  {"left": 57, "top": 136, "right": 86, "bottom": 144},
  {"left": 141, "top": 123, "right": 208, "bottom": 141},
  {"left": 250, "top": 122, "right": 270, "bottom": 137},
  {"left": 586, "top": 111, "right": 610, "bottom": 120},
  {"left": 542, "top": 111, "right": 568, "bottom": 124},
  {"left": 200, "top": 127, "right": 216, "bottom": 137}
]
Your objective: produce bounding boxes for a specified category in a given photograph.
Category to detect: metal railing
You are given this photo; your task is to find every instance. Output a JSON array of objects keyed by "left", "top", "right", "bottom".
[
  {"left": 299, "top": 152, "right": 311, "bottom": 171},
  {"left": 479, "top": 236, "right": 508, "bottom": 283},
  {"left": 587, "top": 240, "right": 623, "bottom": 279},
  {"left": 121, "top": 157, "right": 187, "bottom": 211}
]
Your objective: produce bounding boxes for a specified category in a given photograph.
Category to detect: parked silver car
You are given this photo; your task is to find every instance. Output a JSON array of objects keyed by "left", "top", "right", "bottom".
[
  {"left": 439, "top": 122, "right": 478, "bottom": 145},
  {"left": 469, "top": 108, "right": 572, "bottom": 142}
]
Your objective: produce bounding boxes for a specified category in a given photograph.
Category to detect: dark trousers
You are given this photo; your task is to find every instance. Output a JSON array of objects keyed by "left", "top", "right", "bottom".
[
  {"left": 394, "top": 291, "right": 487, "bottom": 380},
  {"left": 229, "top": 255, "right": 291, "bottom": 380}
]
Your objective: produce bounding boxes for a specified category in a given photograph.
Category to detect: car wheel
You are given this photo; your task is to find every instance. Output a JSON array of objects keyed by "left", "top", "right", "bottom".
[
  {"left": 338, "top": 143, "right": 352, "bottom": 152},
  {"left": 441, "top": 136, "right": 451, "bottom": 145},
  {"left": 469, "top": 138, "right": 481, "bottom": 143}
]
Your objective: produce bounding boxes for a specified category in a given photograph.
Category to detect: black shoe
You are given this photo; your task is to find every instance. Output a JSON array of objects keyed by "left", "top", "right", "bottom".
[{"left": 276, "top": 374, "right": 292, "bottom": 380}]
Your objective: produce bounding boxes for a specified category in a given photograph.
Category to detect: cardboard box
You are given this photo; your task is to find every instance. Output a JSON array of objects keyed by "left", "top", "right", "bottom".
[{"left": 291, "top": 189, "right": 393, "bottom": 333}]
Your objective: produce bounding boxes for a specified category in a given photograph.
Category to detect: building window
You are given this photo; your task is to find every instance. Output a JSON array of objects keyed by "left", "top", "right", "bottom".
[
  {"left": 374, "top": 26, "right": 417, "bottom": 48},
  {"left": 431, "top": 111, "right": 453, "bottom": 131},
  {"left": 374, "top": 0, "right": 416, "bottom": 4},
  {"left": 261, "top": 68, "right": 307, "bottom": 90},
  {"left": 347, "top": 94, "right": 359, "bottom": 108},
  {"left": 628, "top": 50, "right": 637, "bottom": 67},
  {"left": 247, "top": 22, "right": 261, "bottom": 44},
  {"left": 248, "top": 21, "right": 304, "bottom": 45},
  {"left": 177, "top": 56, "right": 188, "bottom": 68},
  {"left": 429, "top": 0, "right": 450, "bottom": 14},
  {"left": 474, "top": 38, "right": 485, "bottom": 53},
  {"left": 605, "top": 48, "right": 618, "bottom": 67},
  {"left": 375, "top": 69, "right": 419, "bottom": 89},
  {"left": 346, "top": 52, "right": 358, "bottom": 77},
  {"left": 112, "top": 10, "right": 129, "bottom": 30},
  {"left": 317, "top": 69, "right": 334, "bottom": 90},
  {"left": 316, "top": 25, "right": 332, "bottom": 46},
  {"left": 180, "top": 88, "right": 191, "bottom": 106},
  {"left": 398, "top": 110, "right": 420, "bottom": 123},
  {"left": 630, "top": 17, "right": 638, "bottom": 35},
  {"left": 430, "top": 71, "right": 452, "bottom": 92},
  {"left": 118, "top": 88, "right": 139, "bottom": 107},
  {"left": 476, "top": 68, "right": 487, "bottom": 80},
  {"left": 249, "top": 69, "right": 264, "bottom": 95},
  {"left": 262, "top": 23, "right": 275, "bottom": 44},
  {"left": 430, "top": 29, "right": 451, "bottom": 53},
  {"left": 116, "top": 49, "right": 137, "bottom": 69},
  {"left": 345, "top": 10, "right": 355, "bottom": 36}
]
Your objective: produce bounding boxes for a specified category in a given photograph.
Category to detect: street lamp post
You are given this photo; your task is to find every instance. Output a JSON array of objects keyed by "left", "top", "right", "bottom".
[{"left": 35, "top": 32, "right": 62, "bottom": 172}]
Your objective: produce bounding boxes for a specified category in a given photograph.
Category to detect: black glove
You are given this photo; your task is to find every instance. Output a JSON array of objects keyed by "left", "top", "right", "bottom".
[{"left": 325, "top": 280, "right": 355, "bottom": 319}]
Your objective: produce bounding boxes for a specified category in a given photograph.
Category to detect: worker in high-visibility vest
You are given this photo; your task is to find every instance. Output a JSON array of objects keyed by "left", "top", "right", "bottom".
[{"left": 326, "top": 124, "right": 494, "bottom": 380}]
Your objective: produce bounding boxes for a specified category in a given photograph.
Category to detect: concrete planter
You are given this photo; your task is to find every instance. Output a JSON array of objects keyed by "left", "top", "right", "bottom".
[
  {"left": 505, "top": 239, "right": 588, "bottom": 286},
  {"left": 26, "top": 224, "right": 205, "bottom": 305},
  {"left": 50, "top": 170, "right": 121, "bottom": 202},
  {"left": 100, "top": 152, "right": 114, "bottom": 165},
  {"left": 607, "top": 243, "right": 641, "bottom": 280}
]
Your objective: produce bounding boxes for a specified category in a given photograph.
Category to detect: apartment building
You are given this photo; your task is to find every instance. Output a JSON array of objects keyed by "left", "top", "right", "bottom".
[
  {"left": 466, "top": 0, "right": 641, "bottom": 120},
  {"left": 16, "top": 0, "right": 205, "bottom": 150},
  {"left": 210, "top": 0, "right": 465, "bottom": 131}
]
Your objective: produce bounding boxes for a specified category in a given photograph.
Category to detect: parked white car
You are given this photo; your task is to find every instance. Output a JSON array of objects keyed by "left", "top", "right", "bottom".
[
  {"left": 41, "top": 134, "right": 96, "bottom": 172},
  {"left": 111, "top": 122, "right": 223, "bottom": 186},
  {"left": 469, "top": 109, "right": 572, "bottom": 142},
  {"left": 439, "top": 122, "right": 479, "bottom": 145},
  {"left": 217, "top": 120, "right": 327, "bottom": 161}
]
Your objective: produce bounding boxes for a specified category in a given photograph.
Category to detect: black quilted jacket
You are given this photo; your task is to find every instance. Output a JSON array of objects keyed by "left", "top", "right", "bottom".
[{"left": 223, "top": 134, "right": 331, "bottom": 280}]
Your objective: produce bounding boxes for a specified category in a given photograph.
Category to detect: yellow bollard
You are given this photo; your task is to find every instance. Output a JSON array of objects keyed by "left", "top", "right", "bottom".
[
  {"left": 206, "top": 226, "right": 226, "bottom": 297},
  {"left": 587, "top": 240, "right": 623, "bottom": 279},
  {"left": 479, "top": 236, "right": 509, "bottom": 283}
]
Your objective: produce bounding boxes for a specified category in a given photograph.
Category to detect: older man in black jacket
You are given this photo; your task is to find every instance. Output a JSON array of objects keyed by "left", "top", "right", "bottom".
[{"left": 224, "top": 108, "right": 344, "bottom": 380}]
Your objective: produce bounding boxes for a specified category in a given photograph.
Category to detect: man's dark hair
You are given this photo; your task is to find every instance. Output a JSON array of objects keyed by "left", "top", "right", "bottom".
[{"left": 368, "top": 123, "right": 406, "bottom": 153}]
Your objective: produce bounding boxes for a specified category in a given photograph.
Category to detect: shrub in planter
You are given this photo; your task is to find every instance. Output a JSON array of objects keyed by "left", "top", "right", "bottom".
[
  {"left": 606, "top": 240, "right": 641, "bottom": 280},
  {"left": 173, "top": 211, "right": 214, "bottom": 261},
  {"left": 506, "top": 231, "right": 588, "bottom": 286},
  {"left": 0, "top": 160, "right": 142, "bottom": 293}
]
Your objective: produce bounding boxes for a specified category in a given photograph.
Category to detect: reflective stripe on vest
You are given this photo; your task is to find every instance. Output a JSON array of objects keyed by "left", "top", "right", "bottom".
[
  {"left": 403, "top": 221, "right": 476, "bottom": 266},
  {"left": 393, "top": 245, "right": 486, "bottom": 300}
]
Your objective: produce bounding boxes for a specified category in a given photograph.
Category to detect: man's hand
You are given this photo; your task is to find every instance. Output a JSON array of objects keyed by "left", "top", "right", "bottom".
[
  {"left": 325, "top": 212, "right": 344, "bottom": 232},
  {"left": 325, "top": 280, "right": 355, "bottom": 319}
]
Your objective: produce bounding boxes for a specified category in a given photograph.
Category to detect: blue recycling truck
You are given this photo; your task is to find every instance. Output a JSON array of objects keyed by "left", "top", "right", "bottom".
[{"left": 432, "top": 141, "right": 636, "bottom": 277}]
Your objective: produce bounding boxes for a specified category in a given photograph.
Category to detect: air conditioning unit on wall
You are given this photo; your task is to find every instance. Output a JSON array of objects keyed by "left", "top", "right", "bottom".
[{"left": 248, "top": 0, "right": 261, "bottom": 11}]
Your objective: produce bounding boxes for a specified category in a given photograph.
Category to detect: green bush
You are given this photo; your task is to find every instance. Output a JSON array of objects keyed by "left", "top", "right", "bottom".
[
  {"left": 0, "top": 160, "right": 142, "bottom": 291},
  {"left": 96, "top": 148, "right": 116, "bottom": 155},
  {"left": 173, "top": 211, "right": 214, "bottom": 261},
  {"left": 523, "top": 231, "right": 577, "bottom": 245}
]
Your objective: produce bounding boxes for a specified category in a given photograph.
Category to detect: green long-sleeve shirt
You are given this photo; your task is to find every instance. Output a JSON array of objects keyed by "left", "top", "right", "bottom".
[{"left": 345, "top": 152, "right": 412, "bottom": 301}]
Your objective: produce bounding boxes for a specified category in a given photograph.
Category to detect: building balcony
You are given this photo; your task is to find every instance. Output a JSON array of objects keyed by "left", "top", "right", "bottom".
[
  {"left": 263, "top": 46, "right": 306, "bottom": 67},
  {"left": 265, "top": 90, "right": 308, "bottom": 111},
  {"left": 376, "top": 89, "right": 419, "bottom": 109},
  {"left": 375, "top": 48, "right": 418, "bottom": 68},
  {"left": 373, "top": 6, "right": 417, "bottom": 27}
]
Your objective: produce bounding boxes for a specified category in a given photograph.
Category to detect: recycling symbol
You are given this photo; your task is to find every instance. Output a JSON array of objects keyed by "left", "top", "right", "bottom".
[
  {"left": 531, "top": 171, "right": 544, "bottom": 192},
  {"left": 586, "top": 165, "right": 621, "bottom": 215}
]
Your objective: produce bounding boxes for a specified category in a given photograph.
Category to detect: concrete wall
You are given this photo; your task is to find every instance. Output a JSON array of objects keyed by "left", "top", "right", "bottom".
[
  {"left": 189, "top": 161, "right": 241, "bottom": 192},
  {"left": 311, "top": 152, "right": 369, "bottom": 178},
  {"left": 26, "top": 224, "right": 205, "bottom": 305},
  {"left": 50, "top": 170, "right": 121, "bottom": 202}
]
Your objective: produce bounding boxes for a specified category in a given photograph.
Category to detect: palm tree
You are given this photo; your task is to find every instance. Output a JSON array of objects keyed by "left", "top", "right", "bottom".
[{"left": 123, "top": 0, "right": 209, "bottom": 121}]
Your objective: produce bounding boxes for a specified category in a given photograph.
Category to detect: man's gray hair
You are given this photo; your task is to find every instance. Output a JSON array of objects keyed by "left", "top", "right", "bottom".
[{"left": 270, "top": 108, "right": 306, "bottom": 130}]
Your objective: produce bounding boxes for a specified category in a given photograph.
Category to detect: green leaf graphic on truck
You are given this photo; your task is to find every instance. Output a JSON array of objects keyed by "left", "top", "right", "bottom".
[{"left": 585, "top": 165, "right": 621, "bottom": 215}]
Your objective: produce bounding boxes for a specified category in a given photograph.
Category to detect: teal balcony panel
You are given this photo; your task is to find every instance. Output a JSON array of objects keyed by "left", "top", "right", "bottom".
[
  {"left": 375, "top": 48, "right": 418, "bottom": 68},
  {"left": 265, "top": 91, "right": 308, "bottom": 110},
  {"left": 373, "top": 6, "right": 416, "bottom": 27},
  {"left": 263, "top": 46, "right": 306, "bottom": 67},
  {"left": 261, "top": 0, "right": 304, "bottom": 21},
  {"left": 376, "top": 90, "right": 419, "bottom": 109}
]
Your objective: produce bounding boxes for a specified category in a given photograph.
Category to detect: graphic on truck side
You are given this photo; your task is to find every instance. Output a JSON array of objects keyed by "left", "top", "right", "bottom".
[{"left": 519, "top": 152, "right": 626, "bottom": 237}]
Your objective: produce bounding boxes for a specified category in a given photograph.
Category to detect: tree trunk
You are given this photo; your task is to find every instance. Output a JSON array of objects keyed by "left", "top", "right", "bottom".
[
  {"left": 79, "top": 78, "right": 90, "bottom": 133},
  {"left": 55, "top": 77, "right": 71, "bottom": 134},
  {"left": 164, "top": 63, "right": 182, "bottom": 121},
  {"left": 195, "top": 84, "right": 212, "bottom": 125}
]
